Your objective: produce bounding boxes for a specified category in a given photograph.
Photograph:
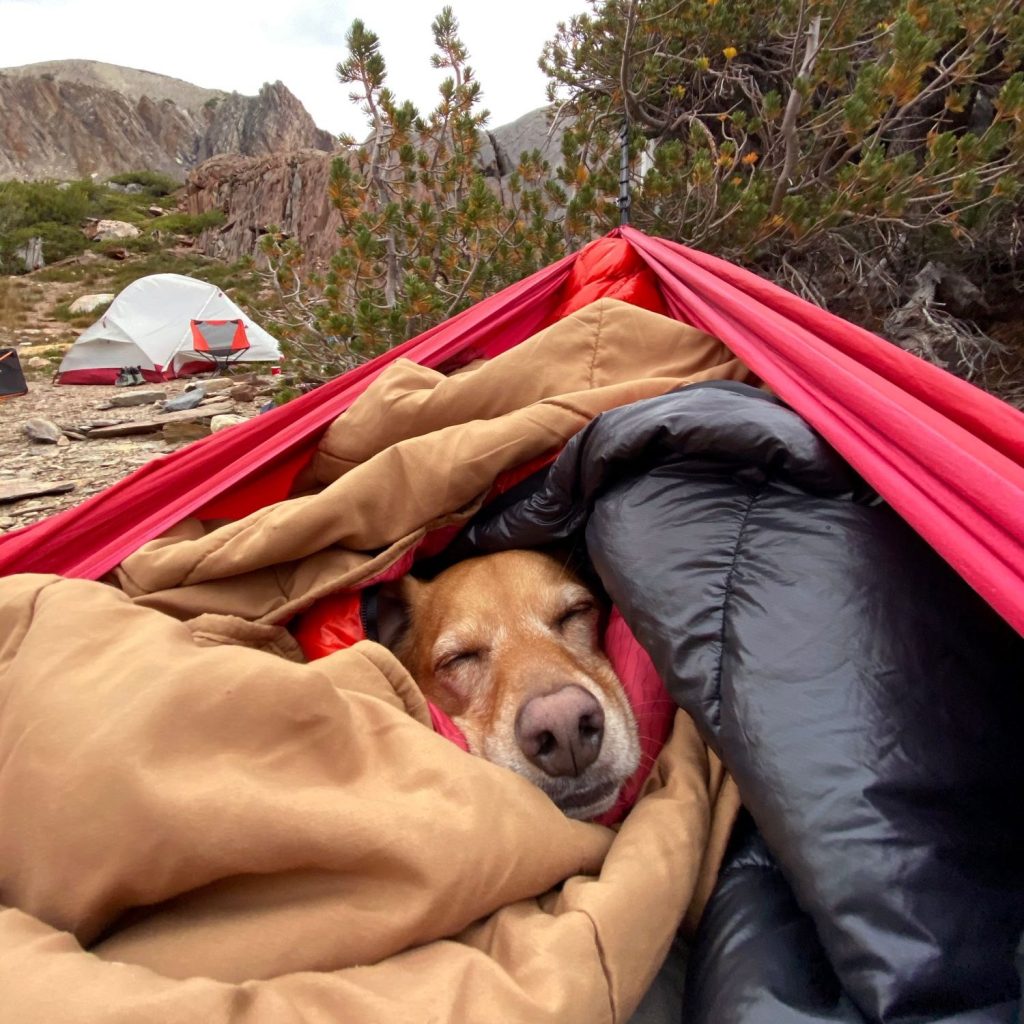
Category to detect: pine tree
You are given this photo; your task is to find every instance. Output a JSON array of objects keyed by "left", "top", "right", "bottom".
[
  {"left": 264, "top": 8, "right": 567, "bottom": 378},
  {"left": 543, "top": 0, "right": 1024, "bottom": 309}
]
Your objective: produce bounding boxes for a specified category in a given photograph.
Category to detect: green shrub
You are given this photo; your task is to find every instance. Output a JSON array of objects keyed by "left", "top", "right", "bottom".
[
  {"left": 0, "top": 179, "right": 96, "bottom": 230},
  {"left": 106, "top": 171, "right": 181, "bottom": 197},
  {"left": 544, "top": 1, "right": 1024, "bottom": 294},
  {"left": 1, "top": 221, "right": 88, "bottom": 271},
  {"left": 95, "top": 234, "right": 161, "bottom": 256},
  {"left": 147, "top": 209, "right": 226, "bottom": 236}
]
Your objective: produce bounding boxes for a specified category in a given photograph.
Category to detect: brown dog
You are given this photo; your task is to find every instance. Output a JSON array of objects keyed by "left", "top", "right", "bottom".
[{"left": 380, "top": 549, "right": 640, "bottom": 819}]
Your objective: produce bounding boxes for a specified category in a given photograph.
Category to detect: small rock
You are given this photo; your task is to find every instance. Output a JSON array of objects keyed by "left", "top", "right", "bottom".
[
  {"left": 0, "top": 479, "right": 76, "bottom": 504},
  {"left": 93, "top": 219, "right": 141, "bottom": 240},
  {"left": 100, "top": 390, "right": 167, "bottom": 409},
  {"left": 162, "top": 387, "right": 207, "bottom": 413},
  {"left": 23, "top": 418, "right": 64, "bottom": 444},
  {"left": 228, "top": 385, "right": 256, "bottom": 402},
  {"left": 162, "top": 421, "right": 211, "bottom": 443},
  {"left": 26, "top": 356, "right": 50, "bottom": 369},
  {"left": 0, "top": 516, "right": 17, "bottom": 530},
  {"left": 147, "top": 206, "right": 165, "bottom": 217},
  {"left": 69, "top": 293, "right": 115, "bottom": 315},
  {"left": 210, "top": 414, "right": 250, "bottom": 433},
  {"left": 56, "top": 435, "right": 70, "bottom": 447},
  {"left": 198, "top": 378, "right": 234, "bottom": 393},
  {"left": 85, "top": 421, "right": 163, "bottom": 438},
  {"left": 86, "top": 401, "right": 233, "bottom": 438},
  {"left": 104, "top": 248, "right": 128, "bottom": 261},
  {"left": 62, "top": 430, "right": 89, "bottom": 441}
]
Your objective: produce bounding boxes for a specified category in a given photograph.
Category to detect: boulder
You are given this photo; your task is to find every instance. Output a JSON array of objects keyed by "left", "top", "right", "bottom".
[
  {"left": 210, "top": 414, "right": 249, "bottom": 433},
  {"left": 93, "top": 219, "right": 140, "bottom": 240},
  {"left": 69, "top": 292, "right": 115, "bottom": 314},
  {"left": 23, "top": 418, "right": 63, "bottom": 443}
]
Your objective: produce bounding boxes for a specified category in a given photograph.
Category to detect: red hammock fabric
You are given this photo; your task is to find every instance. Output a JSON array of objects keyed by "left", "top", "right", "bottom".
[{"left": 2, "top": 228, "right": 1022, "bottom": 636}]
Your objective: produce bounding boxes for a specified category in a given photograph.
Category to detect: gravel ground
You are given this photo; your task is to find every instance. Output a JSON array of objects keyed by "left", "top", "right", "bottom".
[{"left": 0, "top": 374, "right": 270, "bottom": 534}]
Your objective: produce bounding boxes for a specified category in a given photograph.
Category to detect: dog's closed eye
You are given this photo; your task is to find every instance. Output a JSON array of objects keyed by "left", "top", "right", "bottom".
[
  {"left": 555, "top": 602, "right": 596, "bottom": 631},
  {"left": 435, "top": 649, "right": 484, "bottom": 672}
]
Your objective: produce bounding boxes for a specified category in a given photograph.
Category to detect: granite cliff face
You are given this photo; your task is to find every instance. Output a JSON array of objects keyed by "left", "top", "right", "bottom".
[
  {"left": 0, "top": 60, "right": 334, "bottom": 181},
  {"left": 186, "top": 107, "right": 566, "bottom": 265},
  {"left": 186, "top": 150, "right": 343, "bottom": 264}
]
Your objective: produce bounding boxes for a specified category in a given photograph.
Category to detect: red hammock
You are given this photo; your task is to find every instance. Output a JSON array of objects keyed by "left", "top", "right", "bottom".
[{"left": 3, "top": 227, "right": 1023, "bottom": 636}]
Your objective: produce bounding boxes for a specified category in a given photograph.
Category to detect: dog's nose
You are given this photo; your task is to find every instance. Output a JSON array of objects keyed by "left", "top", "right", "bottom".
[{"left": 515, "top": 685, "right": 605, "bottom": 777}]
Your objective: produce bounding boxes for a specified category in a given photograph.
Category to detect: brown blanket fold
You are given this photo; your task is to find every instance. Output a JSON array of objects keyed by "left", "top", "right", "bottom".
[{"left": 0, "top": 299, "right": 745, "bottom": 1022}]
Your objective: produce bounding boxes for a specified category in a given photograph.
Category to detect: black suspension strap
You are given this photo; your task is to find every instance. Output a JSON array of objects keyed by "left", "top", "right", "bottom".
[{"left": 618, "top": 121, "right": 632, "bottom": 226}]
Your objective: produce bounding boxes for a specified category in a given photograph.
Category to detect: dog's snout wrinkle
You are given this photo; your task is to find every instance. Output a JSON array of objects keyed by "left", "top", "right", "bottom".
[{"left": 515, "top": 684, "right": 605, "bottom": 778}]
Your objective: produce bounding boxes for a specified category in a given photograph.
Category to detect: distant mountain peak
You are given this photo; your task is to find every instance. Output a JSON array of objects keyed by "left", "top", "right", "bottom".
[{"left": 0, "top": 59, "right": 334, "bottom": 182}]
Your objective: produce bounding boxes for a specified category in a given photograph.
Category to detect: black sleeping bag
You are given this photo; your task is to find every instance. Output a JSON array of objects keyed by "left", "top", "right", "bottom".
[{"left": 463, "top": 381, "right": 1024, "bottom": 1023}]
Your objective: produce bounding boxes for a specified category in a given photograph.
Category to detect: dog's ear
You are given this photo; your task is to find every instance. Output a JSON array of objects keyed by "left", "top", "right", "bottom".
[{"left": 373, "top": 575, "right": 426, "bottom": 653}]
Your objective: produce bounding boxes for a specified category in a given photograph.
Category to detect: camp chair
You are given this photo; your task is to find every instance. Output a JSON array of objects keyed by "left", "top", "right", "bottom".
[{"left": 189, "top": 319, "right": 251, "bottom": 374}]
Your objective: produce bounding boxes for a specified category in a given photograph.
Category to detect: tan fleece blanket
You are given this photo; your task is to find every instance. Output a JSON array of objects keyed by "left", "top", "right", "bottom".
[{"left": 0, "top": 299, "right": 746, "bottom": 1023}]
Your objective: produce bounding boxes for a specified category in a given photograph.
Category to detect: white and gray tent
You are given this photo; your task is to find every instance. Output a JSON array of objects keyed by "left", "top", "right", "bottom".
[{"left": 58, "top": 273, "right": 281, "bottom": 383}]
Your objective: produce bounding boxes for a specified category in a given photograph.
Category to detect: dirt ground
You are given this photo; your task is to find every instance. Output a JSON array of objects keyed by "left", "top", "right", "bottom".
[{"left": 0, "top": 372, "right": 275, "bottom": 535}]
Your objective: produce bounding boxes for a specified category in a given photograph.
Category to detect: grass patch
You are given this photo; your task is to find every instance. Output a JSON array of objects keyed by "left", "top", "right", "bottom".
[
  {"left": 52, "top": 300, "right": 108, "bottom": 326},
  {"left": 32, "top": 263, "right": 102, "bottom": 284},
  {"left": 96, "top": 235, "right": 162, "bottom": 256},
  {"left": 145, "top": 210, "right": 226, "bottom": 236},
  {"left": 0, "top": 277, "right": 37, "bottom": 322}
]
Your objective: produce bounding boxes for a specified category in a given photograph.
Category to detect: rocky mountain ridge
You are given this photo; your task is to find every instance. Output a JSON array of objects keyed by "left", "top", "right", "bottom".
[
  {"left": 0, "top": 60, "right": 334, "bottom": 182},
  {"left": 186, "top": 107, "right": 566, "bottom": 265}
]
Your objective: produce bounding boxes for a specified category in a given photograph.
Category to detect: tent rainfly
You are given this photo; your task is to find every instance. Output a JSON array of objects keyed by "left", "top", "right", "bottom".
[{"left": 57, "top": 273, "right": 282, "bottom": 383}]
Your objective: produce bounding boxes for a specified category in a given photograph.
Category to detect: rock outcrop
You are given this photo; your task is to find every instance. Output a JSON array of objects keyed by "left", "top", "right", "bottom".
[
  {"left": 186, "top": 150, "right": 343, "bottom": 265},
  {"left": 186, "top": 108, "right": 568, "bottom": 265},
  {"left": 0, "top": 60, "right": 335, "bottom": 182}
]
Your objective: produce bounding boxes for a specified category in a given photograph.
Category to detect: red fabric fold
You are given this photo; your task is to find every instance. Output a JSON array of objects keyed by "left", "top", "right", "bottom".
[
  {"left": 2, "top": 228, "right": 1021, "bottom": 638},
  {"left": 620, "top": 226, "right": 1024, "bottom": 636}
]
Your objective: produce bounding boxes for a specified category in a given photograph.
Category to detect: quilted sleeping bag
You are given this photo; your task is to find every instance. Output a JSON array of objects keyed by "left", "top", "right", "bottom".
[{"left": 466, "top": 381, "right": 1024, "bottom": 1022}]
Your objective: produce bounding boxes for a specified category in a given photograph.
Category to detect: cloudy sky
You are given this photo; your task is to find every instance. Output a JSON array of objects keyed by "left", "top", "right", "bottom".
[{"left": 0, "top": 0, "right": 587, "bottom": 136}]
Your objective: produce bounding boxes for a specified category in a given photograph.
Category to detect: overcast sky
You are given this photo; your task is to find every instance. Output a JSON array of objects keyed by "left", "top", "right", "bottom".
[{"left": 0, "top": 0, "right": 586, "bottom": 137}]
